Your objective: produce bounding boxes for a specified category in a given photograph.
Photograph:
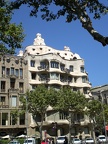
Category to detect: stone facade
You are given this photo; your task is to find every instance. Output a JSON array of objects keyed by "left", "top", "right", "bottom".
[{"left": 0, "top": 33, "right": 92, "bottom": 139}]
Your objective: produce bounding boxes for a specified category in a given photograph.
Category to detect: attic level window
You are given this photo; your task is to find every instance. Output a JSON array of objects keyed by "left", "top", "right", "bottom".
[
  {"left": 48, "top": 49, "right": 51, "bottom": 51},
  {"left": 32, "top": 48, "right": 35, "bottom": 51},
  {"left": 40, "top": 48, "right": 42, "bottom": 50},
  {"left": 80, "top": 66, "right": 85, "bottom": 73},
  {"left": 73, "top": 57, "right": 77, "bottom": 60},
  {"left": 7, "top": 58, "right": 10, "bottom": 63},
  {"left": 65, "top": 53, "right": 67, "bottom": 55},
  {"left": 30, "top": 60, "right": 35, "bottom": 67},
  {"left": 57, "top": 53, "right": 59, "bottom": 55}
]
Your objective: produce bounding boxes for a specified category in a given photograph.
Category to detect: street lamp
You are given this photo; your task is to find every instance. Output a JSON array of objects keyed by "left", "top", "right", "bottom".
[
  {"left": 26, "top": 96, "right": 28, "bottom": 144},
  {"left": 99, "top": 90, "right": 107, "bottom": 138}
]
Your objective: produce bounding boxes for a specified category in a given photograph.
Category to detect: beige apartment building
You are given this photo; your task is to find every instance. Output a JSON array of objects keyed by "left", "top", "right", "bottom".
[
  {"left": 0, "top": 33, "right": 92, "bottom": 139},
  {"left": 0, "top": 54, "right": 28, "bottom": 137}
]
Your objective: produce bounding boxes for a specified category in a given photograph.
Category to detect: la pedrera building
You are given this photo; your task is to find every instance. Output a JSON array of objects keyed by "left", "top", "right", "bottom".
[{"left": 0, "top": 33, "right": 92, "bottom": 139}]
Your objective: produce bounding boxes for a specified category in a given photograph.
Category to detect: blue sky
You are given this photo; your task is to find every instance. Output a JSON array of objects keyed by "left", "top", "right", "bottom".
[{"left": 11, "top": 5, "right": 108, "bottom": 87}]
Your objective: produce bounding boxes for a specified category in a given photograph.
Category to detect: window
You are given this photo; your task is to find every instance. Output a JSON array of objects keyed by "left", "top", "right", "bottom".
[
  {"left": 0, "top": 96, "right": 5, "bottom": 105},
  {"left": 50, "top": 73, "right": 59, "bottom": 80},
  {"left": 69, "top": 65, "right": 73, "bottom": 72},
  {"left": 19, "top": 82, "right": 23, "bottom": 93},
  {"left": 2, "top": 66, "right": 5, "bottom": 75},
  {"left": 15, "top": 69, "right": 19, "bottom": 77},
  {"left": 2, "top": 113, "right": 8, "bottom": 125},
  {"left": 68, "top": 76, "right": 72, "bottom": 83},
  {"left": 74, "top": 77, "right": 77, "bottom": 83},
  {"left": 30, "top": 60, "right": 35, "bottom": 67},
  {"left": 32, "top": 85, "right": 37, "bottom": 90},
  {"left": 71, "top": 127, "right": 76, "bottom": 135},
  {"left": 31, "top": 72, "right": 36, "bottom": 80},
  {"left": 6, "top": 68, "right": 10, "bottom": 76},
  {"left": 10, "top": 78, "right": 15, "bottom": 88},
  {"left": 40, "top": 73, "right": 48, "bottom": 81},
  {"left": 50, "top": 61, "right": 59, "bottom": 68},
  {"left": 20, "top": 113, "right": 25, "bottom": 125},
  {"left": 83, "top": 87, "right": 88, "bottom": 94},
  {"left": 10, "top": 96, "right": 17, "bottom": 107},
  {"left": 20, "top": 68, "right": 23, "bottom": 78},
  {"left": 60, "top": 64, "right": 65, "bottom": 71},
  {"left": 40, "top": 61, "right": 47, "bottom": 69},
  {"left": 1, "top": 81, "right": 5, "bottom": 92},
  {"left": 73, "top": 87, "right": 77, "bottom": 91},
  {"left": 59, "top": 112, "right": 69, "bottom": 120},
  {"left": 11, "top": 67, "right": 14, "bottom": 75},
  {"left": 82, "top": 76, "right": 87, "bottom": 83},
  {"left": 80, "top": 66, "right": 85, "bottom": 73},
  {"left": 84, "top": 127, "right": 89, "bottom": 134}
]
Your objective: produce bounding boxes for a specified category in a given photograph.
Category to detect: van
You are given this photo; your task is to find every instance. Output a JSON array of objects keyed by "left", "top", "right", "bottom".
[{"left": 23, "top": 138, "right": 36, "bottom": 144}]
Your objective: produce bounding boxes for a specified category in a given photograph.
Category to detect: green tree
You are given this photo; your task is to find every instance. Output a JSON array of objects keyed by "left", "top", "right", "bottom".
[
  {"left": 11, "top": 0, "right": 108, "bottom": 46},
  {"left": 56, "top": 86, "right": 87, "bottom": 143},
  {"left": 0, "top": 1, "right": 25, "bottom": 54},
  {"left": 86, "top": 99, "right": 108, "bottom": 137},
  {"left": 20, "top": 84, "right": 58, "bottom": 141},
  {"left": 86, "top": 99, "right": 102, "bottom": 140}
]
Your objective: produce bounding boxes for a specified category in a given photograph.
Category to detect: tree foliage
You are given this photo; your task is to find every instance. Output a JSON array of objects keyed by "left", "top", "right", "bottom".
[
  {"left": 0, "top": 1, "right": 25, "bottom": 54},
  {"left": 20, "top": 84, "right": 58, "bottom": 141},
  {"left": 86, "top": 99, "right": 108, "bottom": 134},
  {"left": 56, "top": 86, "right": 87, "bottom": 112},
  {"left": 10, "top": 0, "right": 108, "bottom": 46}
]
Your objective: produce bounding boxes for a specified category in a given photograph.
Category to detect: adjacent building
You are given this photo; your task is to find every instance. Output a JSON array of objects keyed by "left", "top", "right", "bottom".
[
  {"left": 0, "top": 54, "right": 28, "bottom": 137},
  {"left": 0, "top": 33, "right": 92, "bottom": 139},
  {"left": 91, "top": 84, "right": 108, "bottom": 104}
]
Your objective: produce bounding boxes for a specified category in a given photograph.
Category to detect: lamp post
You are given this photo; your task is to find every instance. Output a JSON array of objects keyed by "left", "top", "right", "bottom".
[
  {"left": 26, "top": 96, "right": 28, "bottom": 144},
  {"left": 99, "top": 91, "right": 107, "bottom": 138}
]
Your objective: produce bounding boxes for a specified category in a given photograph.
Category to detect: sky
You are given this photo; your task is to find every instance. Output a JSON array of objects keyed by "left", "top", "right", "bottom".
[{"left": 11, "top": 4, "right": 108, "bottom": 88}]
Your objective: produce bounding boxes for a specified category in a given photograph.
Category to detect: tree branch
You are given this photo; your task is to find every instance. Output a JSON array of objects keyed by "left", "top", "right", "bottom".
[{"left": 80, "top": 13, "right": 108, "bottom": 46}]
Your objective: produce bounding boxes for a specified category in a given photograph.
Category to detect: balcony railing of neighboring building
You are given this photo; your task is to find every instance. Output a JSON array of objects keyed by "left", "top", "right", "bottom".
[
  {"left": 2, "top": 74, "right": 5, "bottom": 78},
  {"left": 6, "top": 74, "right": 19, "bottom": 79},
  {"left": 0, "top": 105, "right": 9, "bottom": 108},
  {"left": 8, "top": 88, "right": 19, "bottom": 93},
  {"left": 19, "top": 90, "right": 24, "bottom": 93},
  {"left": 1, "top": 89, "right": 5, "bottom": 92}
]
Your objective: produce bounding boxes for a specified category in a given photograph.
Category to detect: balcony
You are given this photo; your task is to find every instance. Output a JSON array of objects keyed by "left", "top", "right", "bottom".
[
  {"left": 19, "top": 90, "right": 24, "bottom": 93},
  {"left": 0, "top": 105, "right": 9, "bottom": 108},
  {"left": 8, "top": 88, "right": 19, "bottom": 93},
  {"left": 39, "top": 78, "right": 50, "bottom": 83},
  {"left": 1, "top": 89, "right": 5, "bottom": 92},
  {"left": 7, "top": 75, "right": 18, "bottom": 79},
  {"left": 38, "top": 65, "right": 49, "bottom": 71}
]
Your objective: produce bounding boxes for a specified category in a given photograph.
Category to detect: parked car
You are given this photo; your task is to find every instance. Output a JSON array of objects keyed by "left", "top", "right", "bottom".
[
  {"left": 72, "top": 138, "right": 81, "bottom": 144},
  {"left": 56, "top": 136, "right": 68, "bottom": 144},
  {"left": 8, "top": 140, "right": 20, "bottom": 144},
  {"left": 97, "top": 135, "right": 107, "bottom": 143},
  {"left": 85, "top": 137, "right": 94, "bottom": 144},
  {"left": 23, "top": 138, "right": 36, "bottom": 144}
]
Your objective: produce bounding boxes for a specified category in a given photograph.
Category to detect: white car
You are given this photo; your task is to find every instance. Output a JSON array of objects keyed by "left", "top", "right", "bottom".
[
  {"left": 23, "top": 138, "right": 36, "bottom": 144},
  {"left": 56, "top": 136, "right": 67, "bottom": 144},
  {"left": 97, "top": 135, "right": 107, "bottom": 143},
  {"left": 72, "top": 138, "right": 81, "bottom": 144},
  {"left": 85, "top": 137, "right": 94, "bottom": 144}
]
